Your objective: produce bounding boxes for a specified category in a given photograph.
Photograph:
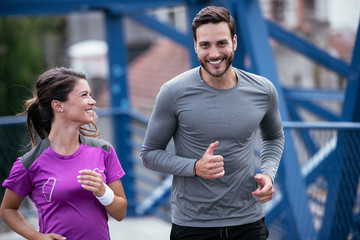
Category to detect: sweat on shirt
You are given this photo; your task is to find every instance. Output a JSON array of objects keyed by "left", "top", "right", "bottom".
[
  {"left": 2, "top": 134, "right": 125, "bottom": 240},
  {"left": 141, "top": 67, "right": 285, "bottom": 227}
]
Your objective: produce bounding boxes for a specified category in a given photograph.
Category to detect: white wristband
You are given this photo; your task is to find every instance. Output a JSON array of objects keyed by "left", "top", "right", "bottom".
[{"left": 96, "top": 184, "right": 114, "bottom": 206}]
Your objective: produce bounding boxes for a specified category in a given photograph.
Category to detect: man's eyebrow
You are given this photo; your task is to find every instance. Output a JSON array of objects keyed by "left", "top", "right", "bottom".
[{"left": 198, "top": 40, "right": 210, "bottom": 44}]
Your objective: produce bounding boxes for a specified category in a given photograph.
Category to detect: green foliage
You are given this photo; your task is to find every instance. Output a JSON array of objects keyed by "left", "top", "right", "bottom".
[
  {"left": 0, "top": 124, "right": 30, "bottom": 200},
  {"left": 0, "top": 16, "right": 67, "bottom": 200},
  {"left": 0, "top": 16, "right": 66, "bottom": 116}
]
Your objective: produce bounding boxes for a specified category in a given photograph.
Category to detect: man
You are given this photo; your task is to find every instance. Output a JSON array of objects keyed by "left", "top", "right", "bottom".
[{"left": 141, "top": 6, "right": 284, "bottom": 240}]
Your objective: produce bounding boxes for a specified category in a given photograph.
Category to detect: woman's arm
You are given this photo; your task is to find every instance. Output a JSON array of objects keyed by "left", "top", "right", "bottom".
[
  {"left": 105, "top": 180, "right": 127, "bottom": 221},
  {"left": 78, "top": 170, "right": 127, "bottom": 221},
  {"left": 0, "top": 189, "right": 65, "bottom": 240}
]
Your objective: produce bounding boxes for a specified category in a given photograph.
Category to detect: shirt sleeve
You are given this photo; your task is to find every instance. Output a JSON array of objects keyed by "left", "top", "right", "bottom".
[
  {"left": 105, "top": 146, "right": 125, "bottom": 184},
  {"left": 2, "top": 158, "right": 33, "bottom": 197},
  {"left": 259, "top": 81, "right": 285, "bottom": 182},
  {"left": 141, "top": 84, "right": 197, "bottom": 176}
]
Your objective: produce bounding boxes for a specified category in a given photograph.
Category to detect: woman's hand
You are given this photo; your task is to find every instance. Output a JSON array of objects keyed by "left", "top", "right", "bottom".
[
  {"left": 77, "top": 169, "right": 127, "bottom": 221},
  {"left": 77, "top": 169, "right": 105, "bottom": 197},
  {"left": 42, "top": 233, "right": 67, "bottom": 239}
]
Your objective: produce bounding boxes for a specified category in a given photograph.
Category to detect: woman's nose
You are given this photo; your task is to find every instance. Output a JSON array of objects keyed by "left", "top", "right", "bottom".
[{"left": 90, "top": 96, "right": 96, "bottom": 106}]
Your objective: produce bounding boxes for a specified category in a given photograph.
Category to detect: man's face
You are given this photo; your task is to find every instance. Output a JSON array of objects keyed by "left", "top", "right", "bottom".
[{"left": 194, "top": 22, "right": 237, "bottom": 78}]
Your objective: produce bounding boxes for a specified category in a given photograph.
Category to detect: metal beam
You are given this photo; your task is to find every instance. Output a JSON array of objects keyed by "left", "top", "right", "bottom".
[
  {"left": 341, "top": 20, "right": 360, "bottom": 122},
  {"left": 104, "top": 11, "right": 136, "bottom": 215},
  {"left": 283, "top": 88, "right": 344, "bottom": 102},
  {"left": 233, "top": 0, "right": 316, "bottom": 238},
  {"left": 293, "top": 101, "right": 340, "bottom": 121},
  {"left": 318, "top": 18, "right": 360, "bottom": 240},
  {"left": 0, "top": 0, "right": 187, "bottom": 16},
  {"left": 266, "top": 20, "right": 351, "bottom": 77},
  {"left": 128, "top": 12, "right": 191, "bottom": 48}
]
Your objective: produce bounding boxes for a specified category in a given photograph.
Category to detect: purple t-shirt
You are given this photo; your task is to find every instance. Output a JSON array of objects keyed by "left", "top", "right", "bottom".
[{"left": 2, "top": 134, "right": 125, "bottom": 240}]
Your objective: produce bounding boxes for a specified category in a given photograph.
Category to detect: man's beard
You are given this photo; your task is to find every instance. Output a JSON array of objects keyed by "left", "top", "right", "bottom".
[{"left": 199, "top": 54, "right": 234, "bottom": 78}]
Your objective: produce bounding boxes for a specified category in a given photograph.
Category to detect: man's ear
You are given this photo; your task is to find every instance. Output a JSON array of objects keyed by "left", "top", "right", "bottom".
[
  {"left": 233, "top": 34, "right": 237, "bottom": 51},
  {"left": 194, "top": 39, "right": 198, "bottom": 53}
]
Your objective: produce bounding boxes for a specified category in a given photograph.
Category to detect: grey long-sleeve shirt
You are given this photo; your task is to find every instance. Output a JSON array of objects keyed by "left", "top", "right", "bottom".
[{"left": 141, "top": 67, "right": 285, "bottom": 227}]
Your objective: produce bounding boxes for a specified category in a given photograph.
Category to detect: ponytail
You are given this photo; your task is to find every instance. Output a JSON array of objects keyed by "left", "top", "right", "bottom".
[
  {"left": 22, "top": 67, "right": 100, "bottom": 147},
  {"left": 25, "top": 98, "right": 42, "bottom": 147}
]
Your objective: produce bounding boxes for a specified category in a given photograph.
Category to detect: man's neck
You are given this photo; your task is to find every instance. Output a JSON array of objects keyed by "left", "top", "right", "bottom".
[{"left": 200, "top": 67, "right": 237, "bottom": 89}]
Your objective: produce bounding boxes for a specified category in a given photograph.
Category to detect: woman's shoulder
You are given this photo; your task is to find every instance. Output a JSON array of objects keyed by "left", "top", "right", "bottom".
[
  {"left": 80, "top": 134, "right": 112, "bottom": 153},
  {"left": 21, "top": 138, "right": 51, "bottom": 170}
]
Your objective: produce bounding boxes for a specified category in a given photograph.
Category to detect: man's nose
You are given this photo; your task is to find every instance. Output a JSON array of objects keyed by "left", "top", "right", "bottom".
[{"left": 208, "top": 46, "right": 220, "bottom": 59}]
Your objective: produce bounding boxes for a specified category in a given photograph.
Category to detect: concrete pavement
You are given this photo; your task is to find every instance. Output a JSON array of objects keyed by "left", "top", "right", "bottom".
[{"left": 0, "top": 216, "right": 172, "bottom": 240}]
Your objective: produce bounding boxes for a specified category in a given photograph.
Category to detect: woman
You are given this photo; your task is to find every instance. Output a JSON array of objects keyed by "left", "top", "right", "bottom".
[{"left": 0, "top": 67, "right": 127, "bottom": 240}]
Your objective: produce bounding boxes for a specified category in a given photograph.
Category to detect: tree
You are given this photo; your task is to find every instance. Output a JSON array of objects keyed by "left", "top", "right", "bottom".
[
  {"left": 0, "top": 16, "right": 67, "bottom": 116},
  {"left": 0, "top": 15, "right": 67, "bottom": 200}
]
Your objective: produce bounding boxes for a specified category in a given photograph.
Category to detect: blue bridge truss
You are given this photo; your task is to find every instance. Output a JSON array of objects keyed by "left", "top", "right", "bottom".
[{"left": 1, "top": 1, "right": 359, "bottom": 239}]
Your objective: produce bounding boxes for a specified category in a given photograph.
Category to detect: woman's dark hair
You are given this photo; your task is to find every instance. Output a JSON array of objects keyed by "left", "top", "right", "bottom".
[
  {"left": 192, "top": 6, "right": 236, "bottom": 42},
  {"left": 24, "top": 67, "right": 99, "bottom": 147}
]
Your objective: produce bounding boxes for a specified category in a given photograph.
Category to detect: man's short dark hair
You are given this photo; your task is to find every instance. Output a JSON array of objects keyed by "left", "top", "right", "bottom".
[{"left": 192, "top": 6, "right": 236, "bottom": 42}]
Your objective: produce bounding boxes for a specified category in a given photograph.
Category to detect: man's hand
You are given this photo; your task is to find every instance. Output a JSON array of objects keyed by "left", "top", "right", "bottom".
[
  {"left": 194, "top": 141, "right": 225, "bottom": 179},
  {"left": 252, "top": 174, "right": 274, "bottom": 203}
]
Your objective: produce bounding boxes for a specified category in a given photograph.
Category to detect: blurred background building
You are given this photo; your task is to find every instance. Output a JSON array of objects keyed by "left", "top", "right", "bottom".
[{"left": 65, "top": 0, "right": 358, "bottom": 117}]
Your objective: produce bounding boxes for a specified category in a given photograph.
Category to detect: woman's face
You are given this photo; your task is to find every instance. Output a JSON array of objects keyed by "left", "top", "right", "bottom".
[{"left": 61, "top": 79, "right": 96, "bottom": 126}]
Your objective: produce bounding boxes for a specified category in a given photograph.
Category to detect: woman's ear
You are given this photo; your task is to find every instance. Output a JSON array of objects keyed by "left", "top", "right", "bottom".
[{"left": 51, "top": 100, "right": 63, "bottom": 113}]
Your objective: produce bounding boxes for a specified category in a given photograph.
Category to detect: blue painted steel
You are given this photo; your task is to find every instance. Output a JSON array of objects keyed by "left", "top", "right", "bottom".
[
  {"left": 318, "top": 19, "right": 360, "bottom": 240},
  {"left": 294, "top": 101, "right": 340, "bottom": 121},
  {"left": 0, "top": 115, "right": 26, "bottom": 125},
  {"left": 234, "top": 0, "right": 316, "bottom": 238},
  {"left": 228, "top": 1, "right": 246, "bottom": 70},
  {"left": 284, "top": 88, "right": 342, "bottom": 121},
  {"left": 266, "top": 20, "right": 351, "bottom": 77},
  {"left": 1, "top": 0, "right": 360, "bottom": 239},
  {"left": 135, "top": 175, "right": 172, "bottom": 215},
  {"left": 282, "top": 121, "right": 360, "bottom": 130},
  {"left": 283, "top": 88, "right": 344, "bottom": 102},
  {"left": 108, "top": 1, "right": 186, "bottom": 14},
  {"left": 104, "top": 12, "right": 136, "bottom": 215},
  {"left": 186, "top": 1, "right": 208, "bottom": 68},
  {"left": 128, "top": 12, "right": 191, "bottom": 49},
  {"left": 273, "top": 163, "right": 302, "bottom": 240},
  {"left": 287, "top": 103, "right": 319, "bottom": 155},
  {"left": 0, "top": 0, "right": 187, "bottom": 16},
  {"left": 341, "top": 21, "right": 360, "bottom": 122},
  {"left": 318, "top": 132, "right": 360, "bottom": 240}
]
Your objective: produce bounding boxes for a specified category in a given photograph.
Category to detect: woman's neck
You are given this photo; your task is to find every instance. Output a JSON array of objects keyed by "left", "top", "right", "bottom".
[{"left": 48, "top": 125, "right": 80, "bottom": 156}]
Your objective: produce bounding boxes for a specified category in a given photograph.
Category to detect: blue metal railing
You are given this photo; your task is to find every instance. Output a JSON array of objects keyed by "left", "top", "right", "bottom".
[{"left": 1, "top": 109, "right": 360, "bottom": 239}]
